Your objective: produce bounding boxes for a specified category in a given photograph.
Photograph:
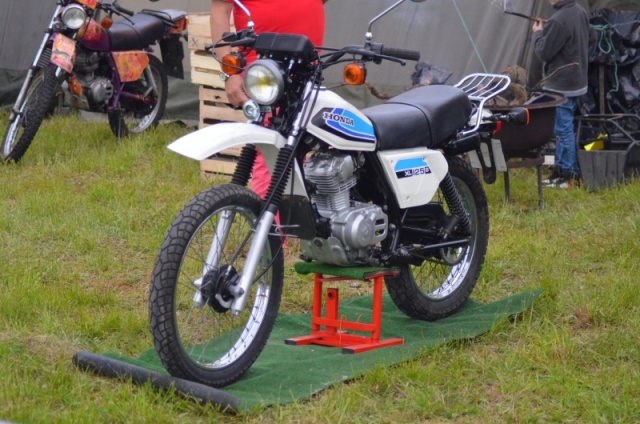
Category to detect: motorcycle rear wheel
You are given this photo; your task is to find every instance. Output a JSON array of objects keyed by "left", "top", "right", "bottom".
[
  {"left": 108, "top": 55, "right": 168, "bottom": 138},
  {"left": 385, "top": 156, "right": 489, "bottom": 321},
  {"left": 1, "top": 65, "right": 59, "bottom": 163},
  {"left": 149, "top": 184, "right": 284, "bottom": 388}
]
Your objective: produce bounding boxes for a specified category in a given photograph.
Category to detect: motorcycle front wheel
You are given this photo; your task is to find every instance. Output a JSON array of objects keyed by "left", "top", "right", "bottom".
[
  {"left": 149, "top": 184, "right": 284, "bottom": 388},
  {"left": 1, "top": 65, "right": 59, "bottom": 163},
  {"left": 385, "top": 155, "right": 489, "bottom": 321},
  {"left": 108, "top": 55, "right": 168, "bottom": 138}
]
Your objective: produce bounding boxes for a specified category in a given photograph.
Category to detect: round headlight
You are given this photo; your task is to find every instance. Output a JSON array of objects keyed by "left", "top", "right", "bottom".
[
  {"left": 61, "top": 5, "right": 87, "bottom": 30},
  {"left": 244, "top": 59, "right": 285, "bottom": 105}
]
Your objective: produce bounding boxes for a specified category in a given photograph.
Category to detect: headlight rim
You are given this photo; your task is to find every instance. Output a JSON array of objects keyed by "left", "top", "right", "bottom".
[
  {"left": 61, "top": 4, "right": 87, "bottom": 30},
  {"left": 243, "top": 59, "right": 285, "bottom": 106}
]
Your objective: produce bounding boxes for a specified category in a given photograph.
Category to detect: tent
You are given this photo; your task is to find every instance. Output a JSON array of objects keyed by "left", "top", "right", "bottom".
[{"left": 0, "top": 0, "right": 637, "bottom": 119}]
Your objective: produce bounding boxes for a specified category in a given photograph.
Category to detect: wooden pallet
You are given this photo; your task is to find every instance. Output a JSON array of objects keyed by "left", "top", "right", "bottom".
[
  {"left": 200, "top": 155, "right": 240, "bottom": 179},
  {"left": 186, "top": 13, "right": 214, "bottom": 51},
  {"left": 197, "top": 85, "right": 245, "bottom": 177},
  {"left": 199, "top": 85, "right": 245, "bottom": 127},
  {"left": 187, "top": 13, "right": 236, "bottom": 88},
  {"left": 187, "top": 13, "right": 244, "bottom": 177}
]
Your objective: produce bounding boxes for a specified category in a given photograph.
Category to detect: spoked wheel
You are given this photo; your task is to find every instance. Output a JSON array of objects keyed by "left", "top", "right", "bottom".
[
  {"left": 1, "top": 65, "right": 60, "bottom": 163},
  {"left": 385, "top": 156, "right": 489, "bottom": 321},
  {"left": 149, "top": 184, "right": 284, "bottom": 388},
  {"left": 108, "top": 55, "right": 168, "bottom": 138}
]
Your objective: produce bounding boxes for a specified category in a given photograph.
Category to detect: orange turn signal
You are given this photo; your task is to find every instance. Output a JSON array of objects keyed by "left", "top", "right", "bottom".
[
  {"left": 100, "top": 17, "right": 113, "bottom": 29},
  {"left": 171, "top": 18, "right": 187, "bottom": 34},
  {"left": 343, "top": 62, "right": 366, "bottom": 85},
  {"left": 221, "top": 53, "right": 245, "bottom": 76}
]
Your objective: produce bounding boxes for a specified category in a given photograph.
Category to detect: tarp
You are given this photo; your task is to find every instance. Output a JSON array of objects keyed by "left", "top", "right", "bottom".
[
  {"left": 583, "top": 8, "right": 640, "bottom": 115},
  {"left": 0, "top": 0, "right": 636, "bottom": 118}
]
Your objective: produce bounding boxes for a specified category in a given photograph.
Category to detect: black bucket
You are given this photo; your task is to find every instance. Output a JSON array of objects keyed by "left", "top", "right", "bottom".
[{"left": 489, "top": 93, "right": 565, "bottom": 158}]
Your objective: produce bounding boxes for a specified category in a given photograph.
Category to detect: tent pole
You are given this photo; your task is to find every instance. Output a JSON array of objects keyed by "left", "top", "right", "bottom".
[{"left": 519, "top": 0, "right": 542, "bottom": 71}]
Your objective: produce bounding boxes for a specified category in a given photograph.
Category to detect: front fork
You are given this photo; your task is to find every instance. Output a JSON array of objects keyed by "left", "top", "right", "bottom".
[
  {"left": 192, "top": 209, "right": 236, "bottom": 307},
  {"left": 194, "top": 145, "right": 291, "bottom": 315},
  {"left": 199, "top": 81, "right": 313, "bottom": 315},
  {"left": 9, "top": 6, "right": 62, "bottom": 122}
]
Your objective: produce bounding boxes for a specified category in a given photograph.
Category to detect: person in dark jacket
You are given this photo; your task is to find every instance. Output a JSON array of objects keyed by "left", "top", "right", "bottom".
[{"left": 532, "top": 0, "right": 594, "bottom": 188}]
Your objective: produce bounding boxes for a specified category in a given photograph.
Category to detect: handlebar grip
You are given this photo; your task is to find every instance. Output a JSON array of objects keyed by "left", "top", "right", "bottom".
[
  {"left": 380, "top": 46, "right": 420, "bottom": 62},
  {"left": 114, "top": 4, "right": 134, "bottom": 16}
]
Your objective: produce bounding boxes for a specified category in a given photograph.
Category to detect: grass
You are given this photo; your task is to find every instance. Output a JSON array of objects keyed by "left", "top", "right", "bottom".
[{"left": 0, "top": 111, "right": 639, "bottom": 422}]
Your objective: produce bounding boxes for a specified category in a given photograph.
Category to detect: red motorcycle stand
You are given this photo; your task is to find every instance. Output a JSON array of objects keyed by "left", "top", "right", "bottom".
[{"left": 286, "top": 262, "right": 404, "bottom": 354}]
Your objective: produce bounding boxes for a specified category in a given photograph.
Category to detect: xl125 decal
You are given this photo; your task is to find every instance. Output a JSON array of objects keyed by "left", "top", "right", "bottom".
[
  {"left": 394, "top": 157, "right": 432, "bottom": 179},
  {"left": 312, "top": 107, "right": 376, "bottom": 143}
]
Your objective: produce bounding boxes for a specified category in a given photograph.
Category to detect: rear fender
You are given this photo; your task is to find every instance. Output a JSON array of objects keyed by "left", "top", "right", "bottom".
[
  {"left": 168, "top": 122, "right": 307, "bottom": 196},
  {"left": 160, "top": 36, "right": 185, "bottom": 79}
]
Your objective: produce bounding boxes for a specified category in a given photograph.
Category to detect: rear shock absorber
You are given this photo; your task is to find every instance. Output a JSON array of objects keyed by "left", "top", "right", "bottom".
[{"left": 440, "top": 173, "right": 472, "bottom": 237}]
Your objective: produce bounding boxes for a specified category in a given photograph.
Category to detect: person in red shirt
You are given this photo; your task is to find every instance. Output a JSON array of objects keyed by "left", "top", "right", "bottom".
[{"left": 210, "top": 0, "right": 327, "bottom": 199}]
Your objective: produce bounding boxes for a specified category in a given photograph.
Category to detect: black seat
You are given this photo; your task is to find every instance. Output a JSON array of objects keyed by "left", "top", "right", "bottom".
[
  {"left": 109, "top": 13, "right": 167, "bottom": 52},
  {"left": 363, "top": 85, "right": 471, "bottom": 151}
]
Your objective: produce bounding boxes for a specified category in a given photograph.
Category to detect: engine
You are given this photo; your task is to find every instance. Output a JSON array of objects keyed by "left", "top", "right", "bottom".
[
  {"left": 65, "top": 51, "right": 114, "bottom": 111},
  {"left": 300, "top": 151, "right": 388, "bottom": 266}
]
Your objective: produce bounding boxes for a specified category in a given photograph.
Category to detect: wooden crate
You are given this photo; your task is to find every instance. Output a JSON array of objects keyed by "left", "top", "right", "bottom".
[
  {"left": 199, "top": 85, "right": 245, "bottom": 128},
  {"left": 191, "top": 50, "right": 224, "bottom": 88},
  {"left": 187, "top": 13, "right": 235, "bottom": 51},
  {"left": 186, "top": 13, "right": 213, "bottom": 51},
  {"left": 200, "top": 156, "right": 240, "bottom": 179},
  {"left": 187, "top": 13, "right": 243, "bottom": 177},
  {"left": 198, "top": 85, "right": 245, "bottom": 177},
  {"left": 187, "top": 12, "right": 237, "bottom": 88}
]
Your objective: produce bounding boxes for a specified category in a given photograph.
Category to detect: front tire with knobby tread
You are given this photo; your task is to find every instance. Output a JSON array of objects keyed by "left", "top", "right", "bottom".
[
  {"left": 1, "top": 65, "right": 59, "bottom": 163},
  {"left": 149, "top": 184, "right": 284, "bottom": 388}
]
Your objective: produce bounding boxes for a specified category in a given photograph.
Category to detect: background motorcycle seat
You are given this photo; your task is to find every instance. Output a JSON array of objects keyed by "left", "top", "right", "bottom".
[{"left": 109, "top": 13, "right": 167, "bottom": 51}]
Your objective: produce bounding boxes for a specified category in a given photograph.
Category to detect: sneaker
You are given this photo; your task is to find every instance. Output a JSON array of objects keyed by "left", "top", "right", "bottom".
[
  {"left": 542, "top": 168, "right": 562, "bottom": 186},
  {"left": 548, "top": 177, "right": 580, "bottom": 189}
]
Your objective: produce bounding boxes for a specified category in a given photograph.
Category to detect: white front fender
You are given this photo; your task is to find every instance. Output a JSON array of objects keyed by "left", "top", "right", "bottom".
[
  {"left": 168, "top": 122, "right": 287, "bottom": 161},
  {"left": 168, "top": 122, "right": 308, "bottom": 197}
]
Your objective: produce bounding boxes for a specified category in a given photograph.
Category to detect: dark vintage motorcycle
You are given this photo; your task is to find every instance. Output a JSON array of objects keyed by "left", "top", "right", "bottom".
[
  {"left": 149, "top": 0, "right": 530, "bottom": 387},
  {"left": 1, "top": 0, "right": 188, "bottom": 162}
]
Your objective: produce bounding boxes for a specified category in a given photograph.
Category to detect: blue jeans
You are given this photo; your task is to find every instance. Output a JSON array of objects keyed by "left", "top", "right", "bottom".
[{"left": 554, "top": 96, "right": 580, "bottom": 177}]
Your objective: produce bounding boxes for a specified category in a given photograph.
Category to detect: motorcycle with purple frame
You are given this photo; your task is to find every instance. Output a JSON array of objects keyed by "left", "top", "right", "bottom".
[{"left": 1, "top": 0, "right": 188, "bottom": 163}]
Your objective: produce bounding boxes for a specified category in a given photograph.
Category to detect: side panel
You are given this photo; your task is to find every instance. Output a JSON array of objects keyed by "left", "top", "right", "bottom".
[
  {"left": 112, "top": 51, "right": 149, "bottom": 82},
  {"left": 306, "top": 88, "right": 377, "bottom": 151},
  {"left": 377, "top": 148, "right": 449, "bottom": 209}
]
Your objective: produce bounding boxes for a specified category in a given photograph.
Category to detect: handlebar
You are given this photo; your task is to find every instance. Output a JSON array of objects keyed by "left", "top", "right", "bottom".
[
  {"left": 210, "top": 30, "right": 421, "bottom": 71},
  {"left": 115, "top": 4, "right": 134, "bottom": 16},
  {"left": 100, "top": 1, "right": 134, "bottom": 17},
  {"left": 380, "top": 46, "right": 420, "bottom": 62},
  {"left": 322, "top": 43, "right": 420, "bottom": 68}
]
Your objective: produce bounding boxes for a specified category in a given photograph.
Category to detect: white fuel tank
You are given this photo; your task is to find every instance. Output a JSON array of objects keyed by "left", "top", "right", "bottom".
[{"left": 306, "top": 88, "right": 377, "bottom": 152}]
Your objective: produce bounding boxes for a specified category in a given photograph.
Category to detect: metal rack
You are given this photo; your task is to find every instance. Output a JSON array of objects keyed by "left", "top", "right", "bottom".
[{"left": 454, "top": 73, "right": 511, "bottom": 134}]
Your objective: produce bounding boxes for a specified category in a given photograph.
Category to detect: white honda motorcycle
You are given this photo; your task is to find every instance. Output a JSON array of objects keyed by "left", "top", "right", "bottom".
[{"left": 149, "top": 0, "right": 529, "bottom": 387}]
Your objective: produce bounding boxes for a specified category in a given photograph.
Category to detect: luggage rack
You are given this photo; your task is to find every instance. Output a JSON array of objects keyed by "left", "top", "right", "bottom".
[{"left": 455, "top": 73, "right": 511, "bottom": 134}]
